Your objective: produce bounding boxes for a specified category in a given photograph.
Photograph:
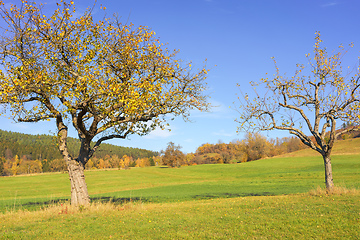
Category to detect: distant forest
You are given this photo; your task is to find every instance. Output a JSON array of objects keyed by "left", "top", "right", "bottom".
[
  {"left": 0, "top": 129, "right": 157, "bottom": 162},
  {"left": 1, "top": 125, "right": 358, "bottom": 176}
]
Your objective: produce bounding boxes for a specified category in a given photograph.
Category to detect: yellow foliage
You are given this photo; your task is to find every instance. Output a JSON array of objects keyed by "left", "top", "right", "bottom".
[
  {"left": 119, "top": 155, "right": 132, "bottom": 169},
  {"left": 0, "top": 0, "right": 209, "bottom": 144},
  {"left": 135, "top": 158, "right": 150, "bottom": 168}
]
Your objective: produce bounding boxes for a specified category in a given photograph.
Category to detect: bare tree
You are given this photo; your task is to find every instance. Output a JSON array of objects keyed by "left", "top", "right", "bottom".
[{"left": 236, "top": 32, "right": 360, "bottom": 191}]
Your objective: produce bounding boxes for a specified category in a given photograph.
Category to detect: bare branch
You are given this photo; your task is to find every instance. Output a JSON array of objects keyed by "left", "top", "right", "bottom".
[{"left": 18, "top": 114, "right": 56, "bottom": 122}]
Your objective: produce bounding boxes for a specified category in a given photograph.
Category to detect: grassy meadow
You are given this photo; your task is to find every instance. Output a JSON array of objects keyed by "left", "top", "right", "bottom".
[{"left": 0, "top": 138, "right": 360, "bottom": 239}]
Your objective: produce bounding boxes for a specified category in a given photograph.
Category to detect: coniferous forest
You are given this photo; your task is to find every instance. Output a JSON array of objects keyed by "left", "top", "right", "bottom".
[{"left": 0, "top": 129, "right": 158, "bottom": 176}]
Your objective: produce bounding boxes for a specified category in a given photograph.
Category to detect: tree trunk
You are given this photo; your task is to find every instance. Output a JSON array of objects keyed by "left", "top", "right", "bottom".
[
  {"left": 66, "top": 156, "right": 90, "bottom": 206},
  {"left": 323, "top": 155, "right": 334, "bottom": 191},
  {"left": 57, "top": 116, "right": 90, "bottom": 206}
]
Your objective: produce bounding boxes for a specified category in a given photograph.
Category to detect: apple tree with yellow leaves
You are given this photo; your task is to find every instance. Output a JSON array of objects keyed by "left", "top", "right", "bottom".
[
  {"left": 0, "top": 1, "right": 209, "bottom": 205},
  {"left": 236, "top": 32, "right": 360, "bottom": 191}
]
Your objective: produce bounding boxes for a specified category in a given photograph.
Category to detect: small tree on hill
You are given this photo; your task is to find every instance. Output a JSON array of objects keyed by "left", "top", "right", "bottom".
[
  {"left": 0, "top": 1, "right": 209, "bottom": 205},
  {"left": 241, "top": 132, "right": 270, "bottom": 162},
  {"left": 236, "top": 32, "right": 360, "bottom": 191},
  {"left": 162, "top": 142, "right": 185, "bottom": 168}
]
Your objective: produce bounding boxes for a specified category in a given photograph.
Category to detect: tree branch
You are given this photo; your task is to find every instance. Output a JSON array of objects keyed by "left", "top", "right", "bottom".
[
  {"left": 18, "top": 114, "right": 56, "bottom": 122},
  {"left": 89, "top": 132, "right": 130, "bottom": 159}
]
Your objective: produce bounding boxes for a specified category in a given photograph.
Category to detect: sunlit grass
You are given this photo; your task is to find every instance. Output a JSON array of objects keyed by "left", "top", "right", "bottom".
[
  {"left": 1, "top": 150, "right": 359, "bottom": 212},
  {"left": 1, "top": 139, "right": 359, "bottom": 238},
  {"left": 1, "top": 189, "right": 359, "bottom": 239},
  {"left": 278, "top": 137, "right": 360, "bottom": 157}
]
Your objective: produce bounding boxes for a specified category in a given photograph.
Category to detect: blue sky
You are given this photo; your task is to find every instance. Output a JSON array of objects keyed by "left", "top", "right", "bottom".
[{"left": 1, "top": 0, "right": 360, "bottom": 153}]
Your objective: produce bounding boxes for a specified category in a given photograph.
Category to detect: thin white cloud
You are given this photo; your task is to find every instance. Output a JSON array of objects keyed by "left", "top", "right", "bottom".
[
  {"left": 321, "top": 2, "right": 338, "bottom": 7},
  {"left": 143, "top": 127, "right": 174, "bottom": 139}
]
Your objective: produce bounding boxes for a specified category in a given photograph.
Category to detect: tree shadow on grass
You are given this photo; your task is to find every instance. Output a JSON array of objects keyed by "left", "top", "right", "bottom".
[
  {"left": 21, "top": 192, "right": 274, "bottom": 208},
  {"left": 191, "top": 192, "right": 274, "bottom": 200},
  {"left": 22, "top": 196, "right": 150, "bottom": 207},
  {"left": 22, "top": 198, "right": 69, "bottom": 207},
  {"left": 90, "top": 196, "right": 150, "bottom": 205}
]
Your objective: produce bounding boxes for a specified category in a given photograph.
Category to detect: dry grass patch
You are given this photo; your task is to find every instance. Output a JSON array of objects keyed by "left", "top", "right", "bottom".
[
  {"left": 0, "top": 201, "right": 137, "bottom": 223},
  {"left": 309, "top": 185, "right": 359, "bottom": 196}
]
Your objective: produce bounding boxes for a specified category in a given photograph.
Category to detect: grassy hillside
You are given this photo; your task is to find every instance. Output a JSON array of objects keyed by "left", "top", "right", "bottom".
[
  {"left": 276, "top": 137, "right": 360, "bottom": 157},
  {"left": 1, "top": 138, "right": 359, "bottom": 212},
  {"left": 0, "top": 138, "right": 359, "bottom": 239}
]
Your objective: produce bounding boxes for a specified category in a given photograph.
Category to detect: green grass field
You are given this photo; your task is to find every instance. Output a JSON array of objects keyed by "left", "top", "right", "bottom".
[
  {"left": 1, "top": 139, "right": 360, "bottom": 239},
  {"left": 1, "top": 192, "right": 359, "bottom": 239}
]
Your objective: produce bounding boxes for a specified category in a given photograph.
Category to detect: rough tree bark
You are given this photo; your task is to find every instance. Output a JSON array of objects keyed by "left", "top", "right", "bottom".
[
  {"left": 66, "top": 157, "right": 90, "bottom": 206},
  {"left": 57, "top": 115, "right": 90, "bottom": 206},
  {"left": 323, "top": 155, "right": 334, "bottom": 191}
]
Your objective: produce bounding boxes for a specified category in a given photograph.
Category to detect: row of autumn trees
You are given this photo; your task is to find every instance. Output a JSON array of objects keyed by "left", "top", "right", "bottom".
[
  {"left": 0, "top": 153, "right": 161, "bottom": 176},
  {"left": 161, "top": 123, "right": 360, "bottom": 168},
  {"left": 161, "top": 133, "right": 306, "bottom": 168}
]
